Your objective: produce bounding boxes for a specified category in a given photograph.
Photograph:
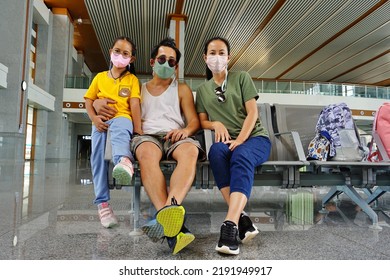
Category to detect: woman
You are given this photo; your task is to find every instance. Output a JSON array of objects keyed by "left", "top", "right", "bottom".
[{"left": 196, "top": 37, "right": 271, "bottom": 255}]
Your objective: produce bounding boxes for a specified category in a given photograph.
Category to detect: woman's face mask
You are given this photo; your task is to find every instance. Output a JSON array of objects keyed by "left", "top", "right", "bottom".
[
  {"left": 110, "top": 52, "right": 131, "bottom": 68},
  {"left": 153, "top": 60, "right": 175, "bottom": 79},
  {"left": 206, "top": 55, "right": 228, "bottom": 73}
]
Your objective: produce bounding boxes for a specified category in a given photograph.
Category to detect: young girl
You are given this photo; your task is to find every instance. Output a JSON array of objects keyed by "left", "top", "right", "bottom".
[
  {"left": 84, "top": 36, "right": 142, "bottom": 228},
  {"left": 196, "top": 37, "right": 271, "bottom": 255}
]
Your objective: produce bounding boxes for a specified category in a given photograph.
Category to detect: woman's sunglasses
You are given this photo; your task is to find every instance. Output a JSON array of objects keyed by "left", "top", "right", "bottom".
[
  {"left": 214, "top": 86, "right": 226, "bottom": 103},
  {"left": 214, "top": 79, "right": 227, "bottom": 103},
  {"left": 156, "top": 55, "right": 177, "bottom": 67}
]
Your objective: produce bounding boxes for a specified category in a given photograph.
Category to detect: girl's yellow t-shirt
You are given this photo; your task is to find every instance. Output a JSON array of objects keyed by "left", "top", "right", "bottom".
[{"left": 84, "top": 71, "right": 141, "bottom": 121}]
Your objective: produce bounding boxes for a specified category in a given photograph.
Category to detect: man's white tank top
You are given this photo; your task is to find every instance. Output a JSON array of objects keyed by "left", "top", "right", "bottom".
[{"left": 141, "top": 79, "right": 185, "bottom": 134}]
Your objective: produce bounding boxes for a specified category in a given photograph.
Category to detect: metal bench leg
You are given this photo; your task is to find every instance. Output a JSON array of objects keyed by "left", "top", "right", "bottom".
[
  {"left": 366, "top": 186, "right": 390, "bottom": 205},
  {"left": 129, "top": 174, "right": 142, "bottom": 236},
  {"left": 320, "top": 186, "right": 342, "bottom": 214},
  {"left": 321, "top": 186, "right": 342, "bottom": 206},
  {"left": 340, "top": 185, "right": 382, "bottom": 230}
]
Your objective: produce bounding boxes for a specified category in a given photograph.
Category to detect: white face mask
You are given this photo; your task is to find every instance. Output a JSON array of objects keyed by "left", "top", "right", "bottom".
[{"left": 206, "top": 55, "right": 228, "bottom": 73}]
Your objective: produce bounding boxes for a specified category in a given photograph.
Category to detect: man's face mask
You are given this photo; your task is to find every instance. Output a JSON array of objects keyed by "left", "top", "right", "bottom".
[{"left": 153, "top": 55, "right": 177, "bottom": 79}]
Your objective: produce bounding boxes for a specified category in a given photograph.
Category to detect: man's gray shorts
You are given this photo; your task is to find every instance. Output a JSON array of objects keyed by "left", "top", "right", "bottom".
[{"left": 130, "top": 134, "right": 206, "bottom": 160}]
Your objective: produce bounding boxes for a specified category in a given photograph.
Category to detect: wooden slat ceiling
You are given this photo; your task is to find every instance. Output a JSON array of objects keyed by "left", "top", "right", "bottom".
[{"left": 44, "top": 0, "right": 390, "bottom": 86}]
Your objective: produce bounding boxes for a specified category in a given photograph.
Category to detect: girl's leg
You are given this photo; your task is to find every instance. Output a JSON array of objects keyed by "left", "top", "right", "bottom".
[
  {"left": 91, "top": 125, "right": 109, "bottom": 204},
  {"left": 109, "top": 117, "right": 134, "bottom": 185},
  {"left": 91, "top": 125, "right": 118, "bottom": 228},
  {"left": 108, "top": 117, "right": 134, "bottom": 164}
]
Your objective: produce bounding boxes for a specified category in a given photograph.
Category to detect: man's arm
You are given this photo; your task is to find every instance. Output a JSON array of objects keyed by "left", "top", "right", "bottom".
[
  {"left": 93, "top": 98, "right": 118, "bottom": 119},
  {"left": 85, "top": 98, "right": 109, "bottom": 132},
  {"left": 178, "top": 82, "right": 200, "bottom": 135}
]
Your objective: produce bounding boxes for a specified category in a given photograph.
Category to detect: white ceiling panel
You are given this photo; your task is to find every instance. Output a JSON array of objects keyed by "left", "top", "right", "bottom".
[
  {"left": 333, "top": 53, "right": 390, "bottom": 84},
  {"left": 78, "top": 0, "right": 390, "bottom": 85}
]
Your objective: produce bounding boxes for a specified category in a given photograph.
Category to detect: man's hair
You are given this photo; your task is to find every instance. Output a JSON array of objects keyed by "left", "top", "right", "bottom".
[{"left": 150, "top": 37, "right": 181, "bottom": 63}]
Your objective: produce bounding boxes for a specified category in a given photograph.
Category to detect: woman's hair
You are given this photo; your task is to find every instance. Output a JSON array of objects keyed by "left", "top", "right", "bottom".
[
  {"left": 110, "top": 36, "right": 137, "bottom": 75},
  {"left": 150, "top": 37, "right": 181, "bottom": 63},
  {"left": 203, "top": 37, "right": 231, "bottom": 80}
]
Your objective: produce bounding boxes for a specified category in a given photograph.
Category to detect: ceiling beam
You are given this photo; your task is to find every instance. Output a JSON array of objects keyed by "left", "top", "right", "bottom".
[
  {"left": 276, "top": 0, "right": 389, "bottom": 80},
  {"left": 328, "top": 49, "right": 390, "bottom": 83},
  {"left": 228, "top": 0, "right": 286, "bottom": 69}
]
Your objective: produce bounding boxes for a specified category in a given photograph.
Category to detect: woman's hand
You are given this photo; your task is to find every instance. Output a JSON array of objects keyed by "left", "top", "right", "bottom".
[
  {"left": 212, "top": 121, "right": 230, "bottom": 143},
  {"left": 224, "top": 137, "right": 245, "bottom": 151}
]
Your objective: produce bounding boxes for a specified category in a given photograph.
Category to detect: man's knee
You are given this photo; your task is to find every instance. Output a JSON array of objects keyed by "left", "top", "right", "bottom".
[
  {"left": 173, "top": 143, "right": 199, "bottom": 161},
  {"left": 136, "top": 143, "right": 162, "bottom": 163}
]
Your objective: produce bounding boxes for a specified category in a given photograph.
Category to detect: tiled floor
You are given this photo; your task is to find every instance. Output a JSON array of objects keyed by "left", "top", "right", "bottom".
[{"left": 1, "top": 159, "right": 390, "bottom": 261}]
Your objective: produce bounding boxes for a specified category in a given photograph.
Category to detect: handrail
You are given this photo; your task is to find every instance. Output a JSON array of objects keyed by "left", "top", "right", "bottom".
[{"left": 64, "top": 75, "right": 390, "bottom": 100}]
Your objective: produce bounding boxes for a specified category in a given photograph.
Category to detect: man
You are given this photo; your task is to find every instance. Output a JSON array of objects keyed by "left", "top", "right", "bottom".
[{"left": 94, "top": 37, "right": 204, "bottom": 255}]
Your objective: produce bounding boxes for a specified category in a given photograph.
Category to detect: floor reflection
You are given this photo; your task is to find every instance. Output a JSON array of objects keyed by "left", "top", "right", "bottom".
[{"left": 1, "top": 159, "right": 390, "bottom": 260}]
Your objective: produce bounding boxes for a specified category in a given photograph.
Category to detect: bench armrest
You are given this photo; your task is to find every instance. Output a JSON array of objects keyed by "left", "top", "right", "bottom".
[
  {"left": 104, "top": 129, "right": 112, "bottom": 161},
  {"left": 274, "top": 130, "right": 307, "bottom": 162},
  {"left": 373, "top": 131, "right": 390, "bottom": 162},
  {"left": 203, "top": 129, "right": 213, "bottom": 157}
]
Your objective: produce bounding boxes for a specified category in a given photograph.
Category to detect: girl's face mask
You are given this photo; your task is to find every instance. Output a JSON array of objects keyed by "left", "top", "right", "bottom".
[
  {"left": 110, "top": 52, "right": 131, "bottom": 68},
  {"left": 206, "top": 55, "right": 228, "bottom": 73}
]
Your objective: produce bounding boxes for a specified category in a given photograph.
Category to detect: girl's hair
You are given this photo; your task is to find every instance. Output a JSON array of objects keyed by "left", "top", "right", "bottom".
[
  {"left": 150, "top": 37, "right": 181, "bottom": 63},
  {"left": 110, "top": 36, "right": 137, "bottom": 75},
  {"left": 203, "top": 37, "right": 231, "bottom": 80}
]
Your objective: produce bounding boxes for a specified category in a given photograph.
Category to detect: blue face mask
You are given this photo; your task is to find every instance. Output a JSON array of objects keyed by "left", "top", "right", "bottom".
[{"left": 153, "top": 61, "right": 175, "bottom": 79}]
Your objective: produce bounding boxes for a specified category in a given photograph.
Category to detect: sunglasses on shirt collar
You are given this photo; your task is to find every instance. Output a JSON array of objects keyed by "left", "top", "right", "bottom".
[
  {"left": 214, "top": 79, "right": 227, "bottom": 103},
  {"left": 156, "top": 55, "right": 177, "bottom": 67}
]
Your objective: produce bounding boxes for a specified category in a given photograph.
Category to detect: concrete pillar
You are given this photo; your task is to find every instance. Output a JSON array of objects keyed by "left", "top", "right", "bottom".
[
  {"left": 34, "top": 13, "right": 53, "bottom": 93},
  {"left": 45, "top": 8, "right": 73, "bottom": 160},
  {"left": 0, "top": 0, "right": 33, "bottom": 238},
  {"left": 168, "top": 14, "right": 187, "bottom": 82}
]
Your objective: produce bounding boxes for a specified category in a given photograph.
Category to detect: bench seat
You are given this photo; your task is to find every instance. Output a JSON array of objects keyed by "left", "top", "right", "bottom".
[{"left": 103, "top": 102, "right": 390, "bottom": 231}]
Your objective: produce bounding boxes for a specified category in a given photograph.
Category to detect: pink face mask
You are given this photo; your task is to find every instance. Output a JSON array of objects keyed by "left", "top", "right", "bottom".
[
  {"left": 206, "top": 55, "right": 228, "bottom": 73},
  {"left": 110, "top": 53, "right": 131, "bottom": 68}
]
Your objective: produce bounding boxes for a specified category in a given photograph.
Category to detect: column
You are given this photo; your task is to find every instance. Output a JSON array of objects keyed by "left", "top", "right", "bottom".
[{"left": 167, "top": 14, "right": 187, "bottom": 82}]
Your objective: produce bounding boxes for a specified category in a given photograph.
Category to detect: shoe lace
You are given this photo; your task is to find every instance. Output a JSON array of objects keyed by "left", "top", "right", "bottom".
[
  {"left": 99, "top": 207, "right": 113, "bottom": 219},
  {"left": 118, "top": 156, "right": 134, "bottom": 170},
  {"left": 221, "top": 223, "right": 237, "bottom": 241},
  {"left": 171, "top": 196, "right": 179, "bottom": 205}
]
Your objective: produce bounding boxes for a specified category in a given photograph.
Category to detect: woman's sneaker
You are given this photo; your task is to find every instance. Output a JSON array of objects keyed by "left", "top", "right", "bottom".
[
  {"left": 215, "top": 220, "right": 239, "bottom": 255},
  {"left": 112, "top": 157, "right": 134, "bottom": 186},
  {"left": 98, "top": 202, "right": 118, "bottom": 228},
  {"left": 238, "top": 212, "right": 259, "bottom": 244},
  {"left": 167, "top": 225, "right": 195, "bottom": 255}
]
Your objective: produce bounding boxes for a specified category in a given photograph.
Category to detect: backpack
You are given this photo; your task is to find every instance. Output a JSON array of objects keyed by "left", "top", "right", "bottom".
[
  {"left": 309, "top": 102, "right": 364, "bottom": 161},
  {"left": 368, "top": 103, "right": 390, "bottom": 162},
  {"left": 307, "top": 131, "right": 332, "bottom": 161}
]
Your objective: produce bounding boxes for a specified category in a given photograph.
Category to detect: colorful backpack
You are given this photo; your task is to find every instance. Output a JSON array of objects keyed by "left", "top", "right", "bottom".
[
  {"left": 368, "top": 103, "right": 390, "bottom": 162},
  {"left": 307, "top": 131, "right": 332, "bottom": 161},
  {"left": 308, "top": 102, "right": 364, "bottom": 161}
]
